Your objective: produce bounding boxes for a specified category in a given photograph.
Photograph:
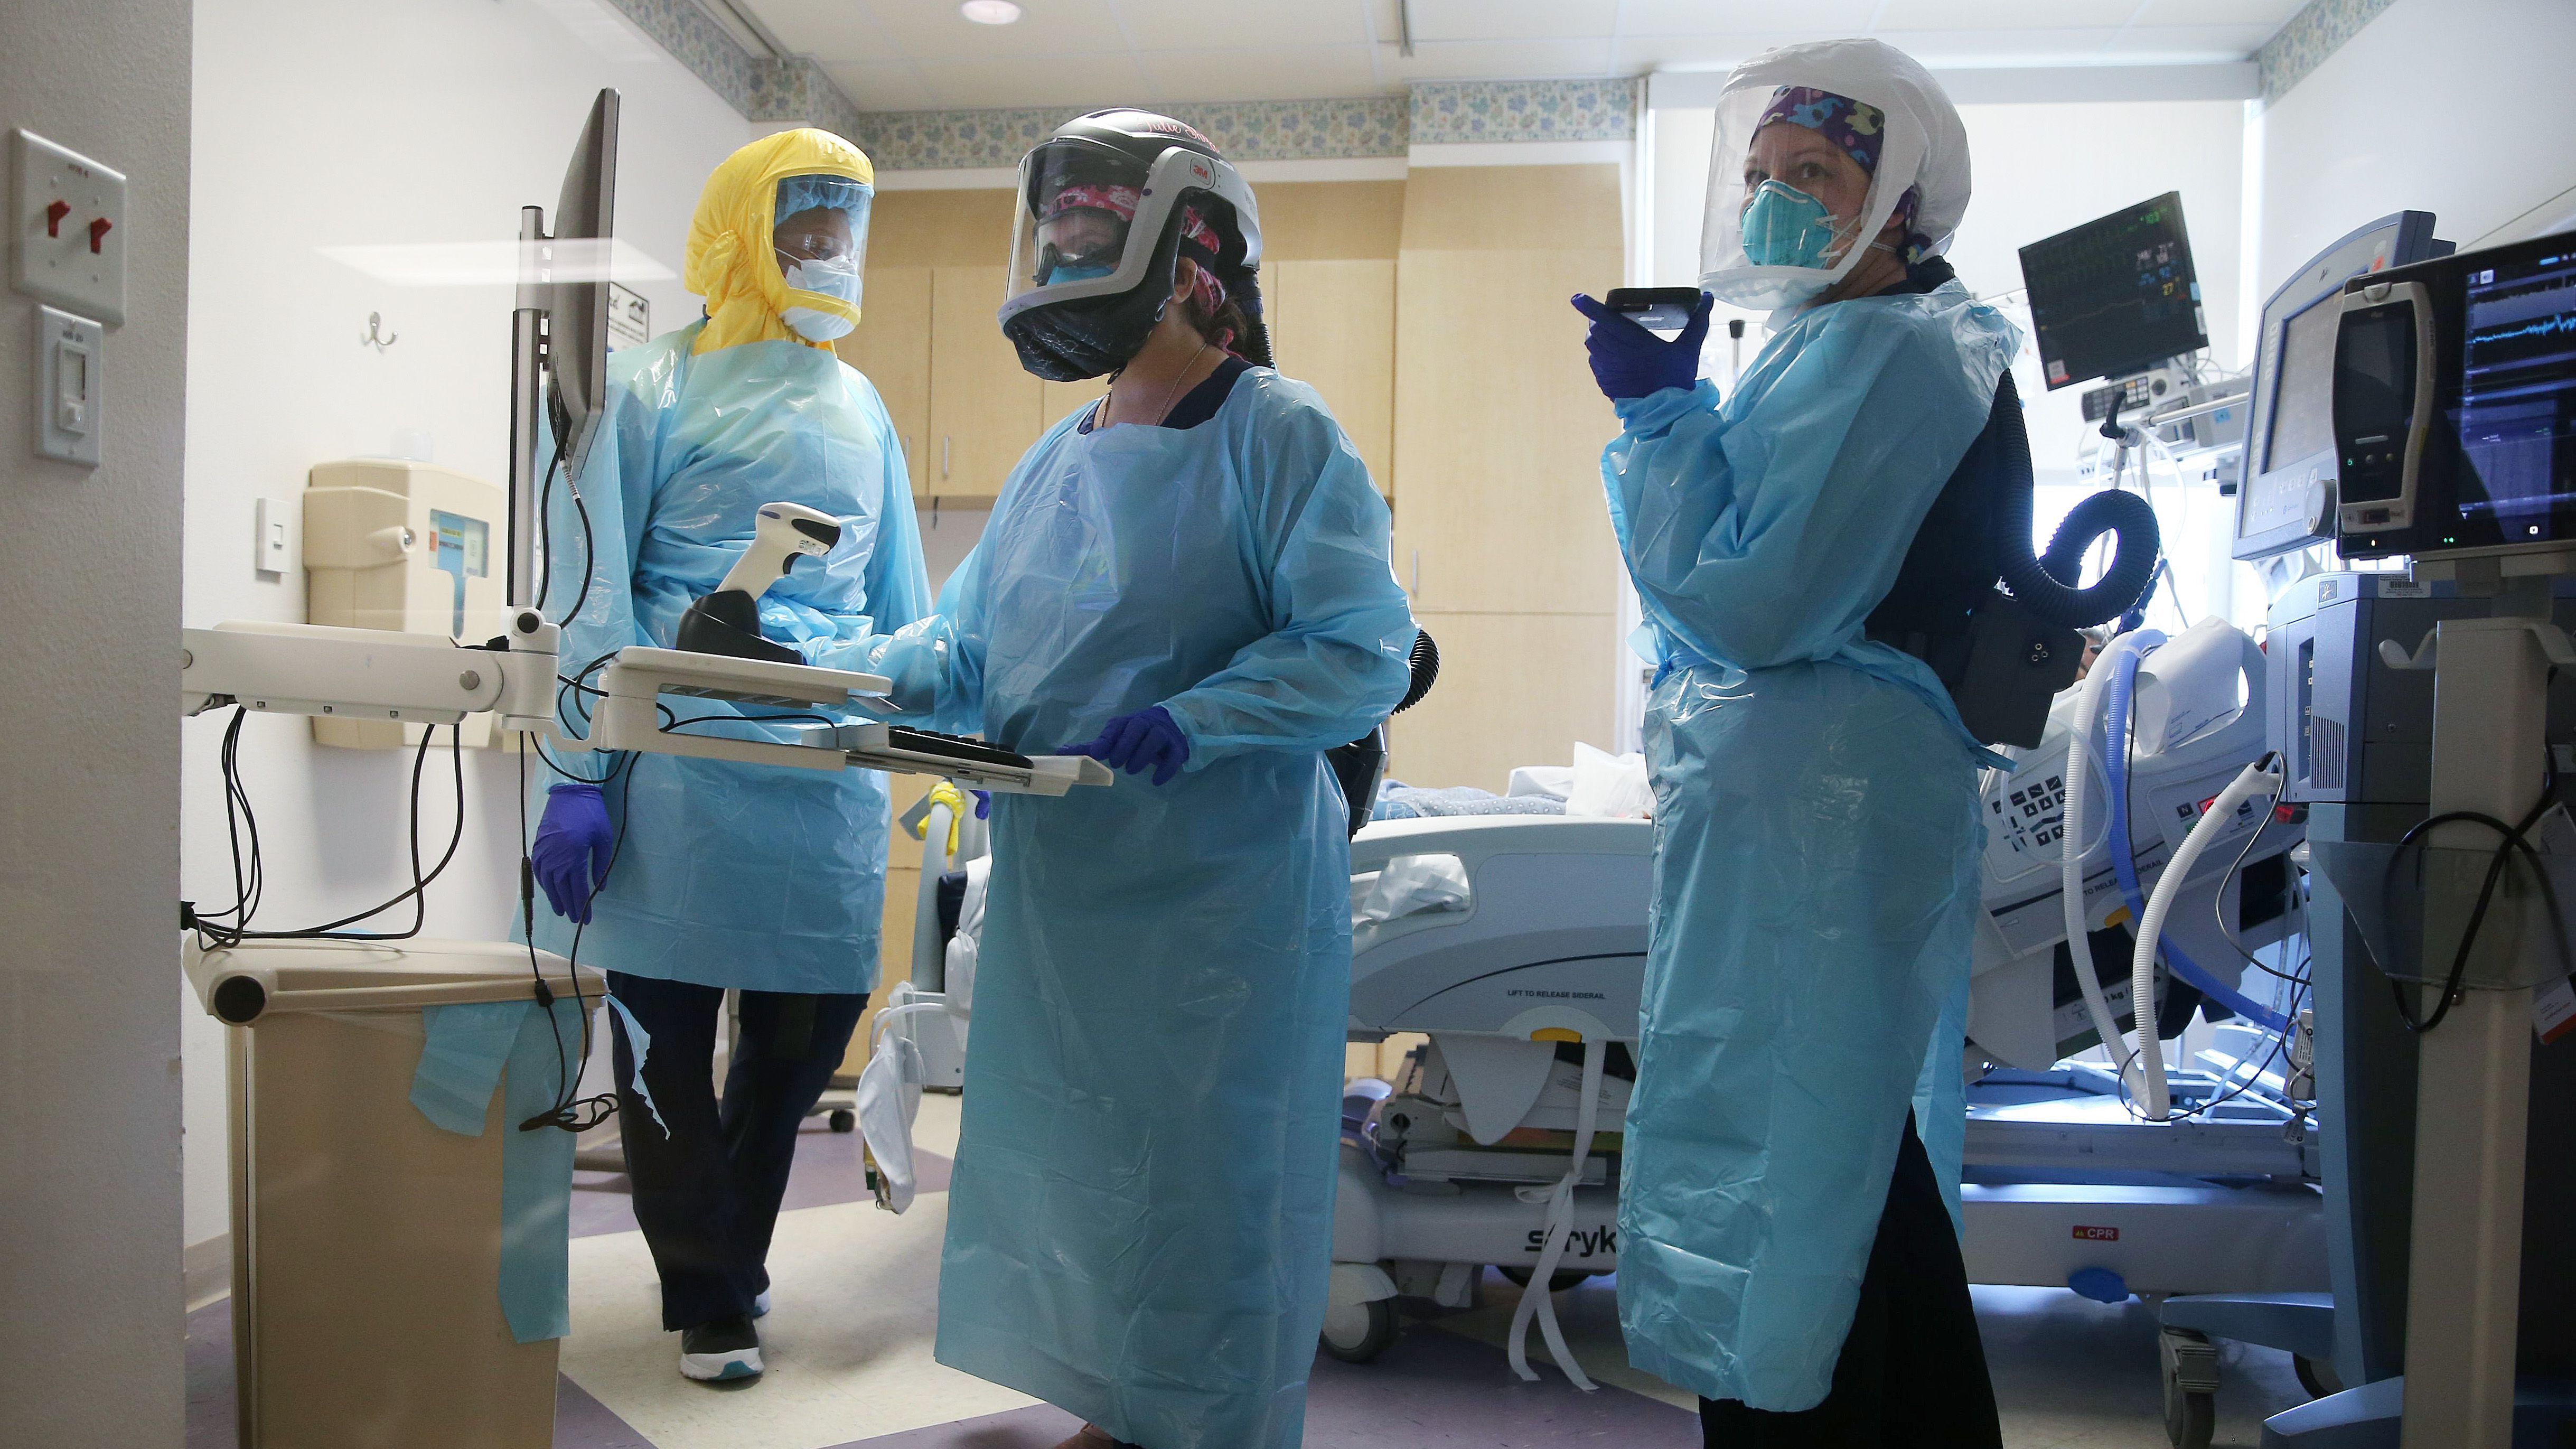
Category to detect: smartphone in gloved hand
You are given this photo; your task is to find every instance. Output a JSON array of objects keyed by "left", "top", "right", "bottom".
[{"left": 1604, "top": 286, "right": 1703, "bottom": 335}]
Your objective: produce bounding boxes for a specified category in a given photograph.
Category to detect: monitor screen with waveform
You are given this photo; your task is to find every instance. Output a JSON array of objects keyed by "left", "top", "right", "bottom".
[
  {"left": 2452, "top": 248, "right": 2576, "bottom": 532},
  {"left": 2018, "top": 192, "right": 2209, "bottom": 391}
]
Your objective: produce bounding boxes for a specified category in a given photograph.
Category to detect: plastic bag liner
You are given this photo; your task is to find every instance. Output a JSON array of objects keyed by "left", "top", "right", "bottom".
[
  {"left": 408, "top": 996, "right": 586, "bottom": 1343},
  {"left": 1356, "top": 853, "right": 1471, "bottom": 926},
  {"left": 857, "top": 1007, "right": 932, "bottom": 1213},
  {"left": 2309, "top": 839, "right": 2576, "bottom": 990}
]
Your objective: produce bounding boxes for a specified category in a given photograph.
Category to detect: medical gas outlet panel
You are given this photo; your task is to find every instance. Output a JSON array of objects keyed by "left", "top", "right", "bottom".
[{"left": 302, "top": 459, "right": 511, "bottom": 750}]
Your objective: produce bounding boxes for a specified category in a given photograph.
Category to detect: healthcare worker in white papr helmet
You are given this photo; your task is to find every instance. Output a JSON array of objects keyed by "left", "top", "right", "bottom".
[{"left": 1570, "top": 39, "right": 2012, "bottom": 1446}]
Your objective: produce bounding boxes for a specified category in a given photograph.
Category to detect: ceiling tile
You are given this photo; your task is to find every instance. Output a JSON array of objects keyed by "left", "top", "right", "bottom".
[
  {"left": 1134, "top": 44, "right": 1390, "bottom": 102},
  {"left": 1112, "top": 0, "right": 1372, "bottom": 49},
  {"left": 1618, "top": 0, "right": 1876, "bottom": 35},
  {"left": 1403, "top": 0, "right": 1622, "bottom": 43},
  {"left": 1611, "top": 31, "right": 1850, "bottom": 72},
  {"left": 1383, "top": 38, "right": 1617, "bottom": 81},
  {"left": 740, "top": 0, "right": 895, "bottom": 59},
  {"left": 1865, "top": 27, "right": 2124, "bottom": 63},
  {"left": 1875, "top": 0, "right": 2138, "bottom": 27},
  {"left": 848, "top": 0, "right": 1128, "bottom": 62},
  {"left": 2100, "top": 22, "right": 2278, "bottom": 59},
  {"left": 906, "top": 48, "right": 1155, "bottom": 107},
  {"left": 821, "top": 59, "right": 940, "bottom": 110},
  {"left": 2130, "top": 0, "right": 2304, "bottom": 25}
]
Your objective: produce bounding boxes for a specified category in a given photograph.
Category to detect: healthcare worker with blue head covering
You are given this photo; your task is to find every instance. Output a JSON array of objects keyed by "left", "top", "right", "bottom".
[
  {"left": 805, "top": 109, "right": 1417, "bottom": 1449},
  {"left": 1570, "top": 39, "right": 2010, "bottom": 1447},
  {"left": 527, "top": 127, "right": 931, "bottom": 1385}
]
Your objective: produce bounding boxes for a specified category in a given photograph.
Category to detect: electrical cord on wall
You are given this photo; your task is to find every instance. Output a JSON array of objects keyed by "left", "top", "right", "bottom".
[{"left": 185, "top": 709, "right": 467, "bottom": 949}]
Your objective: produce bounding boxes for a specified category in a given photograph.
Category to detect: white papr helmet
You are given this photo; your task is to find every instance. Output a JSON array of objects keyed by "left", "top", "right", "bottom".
[{"left": 1700, "top": 39, "right": 1971, "bottom": 315}]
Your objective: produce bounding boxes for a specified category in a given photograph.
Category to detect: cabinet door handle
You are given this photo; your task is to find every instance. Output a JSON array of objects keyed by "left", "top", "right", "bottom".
[{"left": 942, "top": 435, "right": 952, "bottom": 479}]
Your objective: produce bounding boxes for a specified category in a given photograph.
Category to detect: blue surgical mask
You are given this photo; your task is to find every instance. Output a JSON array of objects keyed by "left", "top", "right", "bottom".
[
  {"left": 1740, "top": 180, "right": 1845, "bottom": 270},
  {"left": 1043, "top": 259, "right": 1117, "bottom": 286}
]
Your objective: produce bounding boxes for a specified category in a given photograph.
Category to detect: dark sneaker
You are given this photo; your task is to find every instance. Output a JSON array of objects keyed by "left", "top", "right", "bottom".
[{"left": 679, "top": 1314, "right": 763, "bottom": 1382}]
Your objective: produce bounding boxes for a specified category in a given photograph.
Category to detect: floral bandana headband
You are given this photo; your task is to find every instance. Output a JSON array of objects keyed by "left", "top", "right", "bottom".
[
  {"left": 1044, "top": 183, "right": 1228, "bottom": 315},
  {"left": 1755, "top": 85, "right": 1926, "bottom": 260}
]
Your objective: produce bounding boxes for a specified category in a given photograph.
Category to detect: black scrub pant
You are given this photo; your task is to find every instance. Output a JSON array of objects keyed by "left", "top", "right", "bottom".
[
  {"left": 605, "top": 971, "right": 868, "bottom": 1332},
  {"left": 1699, "top": 1114, "right": 2001, "bottom": 1448}
]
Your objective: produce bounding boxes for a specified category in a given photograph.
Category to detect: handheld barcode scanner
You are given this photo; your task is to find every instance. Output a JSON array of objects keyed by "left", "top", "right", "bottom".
[{"left": 675, "top": 501, "right": 842, "bottom": 663}]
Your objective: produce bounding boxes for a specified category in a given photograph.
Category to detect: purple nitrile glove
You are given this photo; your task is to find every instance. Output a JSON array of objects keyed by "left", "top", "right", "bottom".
[
  {"left": 1569, "top": 291, "right": 1714, "bottom": 402},
  {"left": 1062, "top": 706, "right": 1191, "bottom": 787},
  {"left": 532, "top": 782, "right": 614, "bottom": 923}
]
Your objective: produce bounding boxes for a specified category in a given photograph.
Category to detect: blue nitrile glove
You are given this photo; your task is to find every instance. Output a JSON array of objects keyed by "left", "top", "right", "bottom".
[
  {"left": 532, "top": 783, "right": 615, "bottom": 923},
  {"left": 971, "top": 789, "right": 991, "bottom": 819},
  {"left": 1569, "top": 291, "right": 1714, "bottom": 402},
  {"left": 1063, "top": 706, "right": 1191, "bottom": 787}
]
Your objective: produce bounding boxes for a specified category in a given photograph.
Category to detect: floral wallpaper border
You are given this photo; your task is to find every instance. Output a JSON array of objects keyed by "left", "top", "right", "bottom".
[
  {"left": 598, "top": 0, "right": 866, "bottom": 141},
  {"left": 849, "top": 97, "right": 1410, "bottom": 171},
  {"left": 1409, "top": 78, "right": 1640, "bottom": 146},
  {"left": 2254, "top": 0, "right": 2400, "bottom": 103},
  {"left": 596, "top": 0, "right": 1638, "bottom": 170}
]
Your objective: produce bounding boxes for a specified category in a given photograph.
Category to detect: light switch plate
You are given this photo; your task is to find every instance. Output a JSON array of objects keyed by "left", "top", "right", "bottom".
[
  {"left": 255, "top": 496, "right": 295, "bottom": 575},
  {"left": 34, "top": 305, "right": 101, "bottom": 466},
  {"left": 12, "top": 130, "right": 125, "bottom": 326}
]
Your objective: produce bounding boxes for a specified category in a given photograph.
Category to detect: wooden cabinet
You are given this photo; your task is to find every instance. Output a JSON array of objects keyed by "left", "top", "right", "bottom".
[
  {"left": 930, "top": 266, "right": 1044, "bottom": 498},
  {"left": 1268, "top": 257, "right": 1395, "bottom": 497},
  {"left": 1388, "top": 612, "right": 1618, "bottom": 792},
  {"left": 843, "top": 266, "right": 931, "bottom": 496},
  {"left": 1390, "top": 246, "right": 1621, "bottom": 615},
  {"left": 1387, "top": 165, "right": 1627, "bottom": 793}
]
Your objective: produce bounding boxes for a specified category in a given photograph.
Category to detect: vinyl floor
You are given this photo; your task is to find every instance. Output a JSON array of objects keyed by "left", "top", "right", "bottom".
[{"left": 185, "top": 1090, "right": 2308, "bottom": 1448}]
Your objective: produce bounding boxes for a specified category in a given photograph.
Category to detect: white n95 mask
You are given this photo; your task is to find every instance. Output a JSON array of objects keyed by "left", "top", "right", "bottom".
[{"left": 781, "top": 256, "right": 862, "bottom": 341}]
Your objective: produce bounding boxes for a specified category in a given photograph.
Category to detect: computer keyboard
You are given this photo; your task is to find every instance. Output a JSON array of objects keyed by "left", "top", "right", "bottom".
[{"left": 884, "top": 726, "right": 1034, "bottom": 770}]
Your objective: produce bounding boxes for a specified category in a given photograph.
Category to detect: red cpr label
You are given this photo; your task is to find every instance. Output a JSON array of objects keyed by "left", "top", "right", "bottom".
[{"left": 2074, "top": 1225, "right": 2120, "bottom": 1241}]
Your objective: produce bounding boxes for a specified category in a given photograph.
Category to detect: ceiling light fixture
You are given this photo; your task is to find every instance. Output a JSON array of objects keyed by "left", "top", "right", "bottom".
[{"left": 960, "top": 0, "right": 1022, "bottom": 23}]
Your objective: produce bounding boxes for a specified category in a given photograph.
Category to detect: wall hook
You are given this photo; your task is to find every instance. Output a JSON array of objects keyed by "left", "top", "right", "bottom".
[{"left": 362, "top": 312, "right": 398, "bottom": 351}]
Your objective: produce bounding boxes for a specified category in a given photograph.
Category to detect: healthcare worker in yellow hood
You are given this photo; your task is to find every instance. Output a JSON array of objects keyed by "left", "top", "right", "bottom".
[{"left": 528, "top": 128, "right": 932, "bottom": 1385}]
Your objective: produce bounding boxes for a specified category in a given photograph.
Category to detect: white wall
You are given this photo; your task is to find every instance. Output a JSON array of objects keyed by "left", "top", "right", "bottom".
[
  {"left": 1, "top": 0, "right": 192, "bottom": 1438},
  {"left": 179, "top": 0, "right": 752, "bottom": 1254},
  {"left": 2255, "top": 0, "right": 2576, "bottom": 295}
]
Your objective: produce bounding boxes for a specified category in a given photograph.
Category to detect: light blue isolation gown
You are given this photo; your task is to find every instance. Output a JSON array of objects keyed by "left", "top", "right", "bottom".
[
  {"left": 813, "top": 369, "right": 1416, "bottom": 1449},
  {"left": 1604, "top": 281, "right": 2016, "bottom": 1411},
  {"left": 533, "top": 320, "right": 931, "bottom": 994}
]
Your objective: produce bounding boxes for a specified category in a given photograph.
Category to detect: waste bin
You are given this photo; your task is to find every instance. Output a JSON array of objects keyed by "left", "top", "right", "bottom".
[{"left": 186, "top": 937, "right": 606, "bottom": 1448}]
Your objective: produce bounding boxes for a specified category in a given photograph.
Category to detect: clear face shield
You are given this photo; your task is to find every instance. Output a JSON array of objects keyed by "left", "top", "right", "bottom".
[
  {"left": 773, "top": 173, "right": 872, "bottom": 341},
  {"left": 1699, "top": 81, "right": 1925, "bottom": 315},
  {"left": 1001, "top": 141, "right": 1253, "bottom": 315}
]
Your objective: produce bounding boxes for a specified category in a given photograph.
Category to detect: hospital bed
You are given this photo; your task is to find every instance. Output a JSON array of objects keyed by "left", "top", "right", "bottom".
[
  {"left": 1329, "top": 814, "right": 2324, "bottom": 1389},
  {"left": 1327, "top": 624, "right": 2327, "bottom": 1411}
]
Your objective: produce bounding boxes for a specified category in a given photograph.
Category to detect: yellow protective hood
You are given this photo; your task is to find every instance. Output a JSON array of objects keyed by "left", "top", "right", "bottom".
[{"left": 685, "top": 129, "right": 875, "bottom": 354}]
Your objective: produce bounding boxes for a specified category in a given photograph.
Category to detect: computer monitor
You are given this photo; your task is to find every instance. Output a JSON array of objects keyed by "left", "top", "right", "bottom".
[
  {"left": 2231, "top": 211, "right": 2449, "bottom": 560},
  {"left": 547, "top": 88, "right": 619, "bottom": 482},
  {"left": 2019, "top": 192, "right": 2208, "bottom": 391},
  {"left": 2333, "top": 231, "right": 2576, "bottom": 560},
  {"left": 506, "top": 89, "right": 619, "bottom": 610}
]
